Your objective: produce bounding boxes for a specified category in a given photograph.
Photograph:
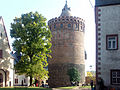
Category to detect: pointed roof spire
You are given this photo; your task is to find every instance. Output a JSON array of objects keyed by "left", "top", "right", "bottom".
[
  {"left": 60, "top": 0, "right": 72, "bottom": 16},
  {"left": 66, "top": 0, "right": 67, "bottom": 6}
]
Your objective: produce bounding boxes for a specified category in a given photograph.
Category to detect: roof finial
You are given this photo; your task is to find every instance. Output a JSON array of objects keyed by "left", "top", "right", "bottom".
[
  {"left": 60, "top": 0, "right": 72, "bottom": 16},
  {"left": 66, "top": 0, "right": 67, "bottom": 5}
]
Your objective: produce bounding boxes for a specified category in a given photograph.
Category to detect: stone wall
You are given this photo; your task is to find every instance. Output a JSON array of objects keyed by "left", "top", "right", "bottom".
[
  {"left": 48, "top": 63, "right": 85, "bottom": 88},
  {"left": 95, "top": 5, "right": 120, "bottom": 88},
  {"left": 48, "top": 16, "right": 85, "bottom": 87}
]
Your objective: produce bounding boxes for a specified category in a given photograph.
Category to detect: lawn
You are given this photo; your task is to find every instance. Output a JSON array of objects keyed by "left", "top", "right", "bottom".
[
  {"left": 0, "top": 86, "right": 91, "bottom": 90},
  {"left": 0, "top": 87, "right": 52, "bottom": 90},
  {"left": 55, "top": 86, "right": 91, "bottom": 89},
  {"left": 56, "top": 86, "right": 77, "bottom": 89},
  {"left": 80, "top": 86, "right": 91, "bottom": 88}
]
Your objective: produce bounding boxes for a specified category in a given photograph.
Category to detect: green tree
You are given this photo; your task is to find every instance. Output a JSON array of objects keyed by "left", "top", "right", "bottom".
[
  {"left": 67, "top": 67, "right": 80, "bottom": 85},
  {"left": 10, "top": 12, "right": 52, "bottom": 86}
]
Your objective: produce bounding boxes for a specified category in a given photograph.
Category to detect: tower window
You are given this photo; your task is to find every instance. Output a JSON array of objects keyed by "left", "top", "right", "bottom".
[
  {"left": 75, "top": 24, "right": 78, "bottom": 28},
  {"left": 106, "top": 34, "right": 118, "bottom": 50},
  {"left": 75, "top": 24, "right": 79, "bottom": 31},
  {"left": 80, "top": 26, "right": 83, "bottom": 31},
  {"left": 54, "top": 24, "right": 56, "bottom": 29},
  {"left": 60, "top": 24, "right": 63, "bottom": 28},
  {"left": 68, "top": 24, "right": 71, "bottom": 28}
]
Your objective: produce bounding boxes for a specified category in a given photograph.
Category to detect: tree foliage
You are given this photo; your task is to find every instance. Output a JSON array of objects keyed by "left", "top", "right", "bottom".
[
  {"left": 10, "top": 12, "right": 52, "bottom": 85},
  {"left": 67, "top": 67, "right": 80, "bottom": 82},
  {"left": 87, "top": 71, "right": 95, "bottom": 77},
  {"left": 86, "top": 71, "right": 96, "bottom": 84}
]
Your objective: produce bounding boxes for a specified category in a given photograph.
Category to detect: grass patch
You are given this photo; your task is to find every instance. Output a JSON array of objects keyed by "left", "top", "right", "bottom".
[
  {"left": 56, "top": 86, "right": 77, "bottom": 89},
  {"left": 0, "top": 87, "right": 52, "bottom": 90},
  {"left": 80, "top": 86, "right": 91, "bottom": 88},
  {"left": 0, "top": 86, "right": 91, "bottom": 90},
  {"left": 57, "top": 86, "right": 91, "bottom": 89}
]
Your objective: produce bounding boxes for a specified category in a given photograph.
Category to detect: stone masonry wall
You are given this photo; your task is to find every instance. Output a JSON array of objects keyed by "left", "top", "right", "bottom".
[
  {"left": 48, "top": 63, "right": 85, "bottom": 88},
  {"left": 48, "top": 16, "right": 85, "bottom": 87},
  {"left": 96, "top": 5, "right": 120, "bottom": 88}
]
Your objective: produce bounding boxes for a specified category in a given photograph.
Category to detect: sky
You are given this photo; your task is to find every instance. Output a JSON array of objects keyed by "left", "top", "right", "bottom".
[{"left": 0, "top": 0, "right": 95, "bottom": 71}]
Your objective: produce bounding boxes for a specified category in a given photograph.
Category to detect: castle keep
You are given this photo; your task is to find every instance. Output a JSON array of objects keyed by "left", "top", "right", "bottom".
[{"left": 48, "top": 1, "right": 85, "bottom": 87}]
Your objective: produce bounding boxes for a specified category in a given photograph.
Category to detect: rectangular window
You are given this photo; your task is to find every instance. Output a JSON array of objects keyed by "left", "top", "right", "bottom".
[
  {"left": 75, "top": 24, "right": 79, "bottom": 31},
  {"left": 106, "top": 35, "right": 118, "bottom": 50},
  {"left": 24, "top": 79, "right": 26, "bottom": 83},
  {"left": 111, "top": 70, "right": 120, "bottom": 85},
  {"left": 0, "top": 50, "right": 3, "bottom": 58},
  {"left": 15, "top": 79, "right": 18, "bottom": 84}
]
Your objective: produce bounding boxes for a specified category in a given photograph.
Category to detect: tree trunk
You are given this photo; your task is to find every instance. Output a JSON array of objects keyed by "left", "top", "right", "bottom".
[
  {"left": 30, "top": 75, "right": 33, "bottom": 86},
  {"left": 29, "top": 56, "right": 33, "bottom": 86}
]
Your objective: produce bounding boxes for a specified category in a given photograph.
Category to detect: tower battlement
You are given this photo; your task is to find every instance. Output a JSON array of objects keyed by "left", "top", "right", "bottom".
[
  {"left": 48, "top": 16, "right": 84, "bottom": 25},
  {"left": 48, "top": 16, "right": 85, "bottom": 31}
]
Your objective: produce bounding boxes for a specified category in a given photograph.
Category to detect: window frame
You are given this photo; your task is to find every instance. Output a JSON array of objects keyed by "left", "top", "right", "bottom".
[
  {"left": 54, "top": 24, "right": 56, "bottom": 29},
  {"left": 60, "top": 23, "right": 63, "bottom": 28},
  {"left": 111, "top": 70, "right": 120, "bottom": 85},
  {"left": 68, "top": 24, "right": 71, "bottom": 28},
  {"left": 106, "top": 34, "right": 118, "bottom": 50},
  {"left": 15, "top": 78, "right": 18, "bottom": 84},
  {"left": 24, "top": 78, "right": 26, "bottom": 83},
  {"left": 75, "top": 24, "right": 79, "bottom": 31}
]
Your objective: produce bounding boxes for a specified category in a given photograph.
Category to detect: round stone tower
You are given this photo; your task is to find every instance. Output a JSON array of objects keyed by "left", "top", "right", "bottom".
[{"left": 48, "top": 1, "right": 85, "bottom": 87}]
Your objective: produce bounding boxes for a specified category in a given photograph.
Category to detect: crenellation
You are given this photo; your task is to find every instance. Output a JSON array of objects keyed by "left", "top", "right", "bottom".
[
  {"left": 48, "top": 16, "right": 85, "bottom": 32},
  {"left": 48, "top": 16, "right": 84, "bottom": 25}
]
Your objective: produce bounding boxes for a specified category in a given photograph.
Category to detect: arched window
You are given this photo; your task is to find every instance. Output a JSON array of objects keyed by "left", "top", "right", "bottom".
[
  {"left": 75, "top": 24, "right": 78, "bottom": 28},
  {"left": 68, "top": 24, "right": 71, "bottom": 28},
  {"left": 60, "top": 24, "right": 63, "bottom": 28},
  {"left": 75, "top": 24, "right": 79, "bottom": 31},
  {"left": 54, "top": 24, "right": 56, "bottom": 29}
]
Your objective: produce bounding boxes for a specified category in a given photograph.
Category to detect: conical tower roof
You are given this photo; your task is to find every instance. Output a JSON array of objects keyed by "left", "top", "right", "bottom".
[{"left": 60, "top": 0, "right": 72, "bottom": 16}]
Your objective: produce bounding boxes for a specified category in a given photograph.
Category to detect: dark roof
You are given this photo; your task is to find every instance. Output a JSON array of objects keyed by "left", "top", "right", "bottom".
[{"left": 95, "top": 0, "right": 120, "bottom": 6}]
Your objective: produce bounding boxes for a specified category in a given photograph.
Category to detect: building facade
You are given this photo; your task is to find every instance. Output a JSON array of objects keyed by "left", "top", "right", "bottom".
[
  {"left": 48, "top": 1, "right": 85, "bottom": 87},
  {"left": 95, "top": 0, "right": 120, "bottom": 88},
  {"left": 0, "top": 17, "right": 29, "bottom": 87},
  {"left": 11, "top": 52, "right": 29, "bottom": 86},
  {"left": 0, "top": 16, "right": 14, "bottom": 87}
]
